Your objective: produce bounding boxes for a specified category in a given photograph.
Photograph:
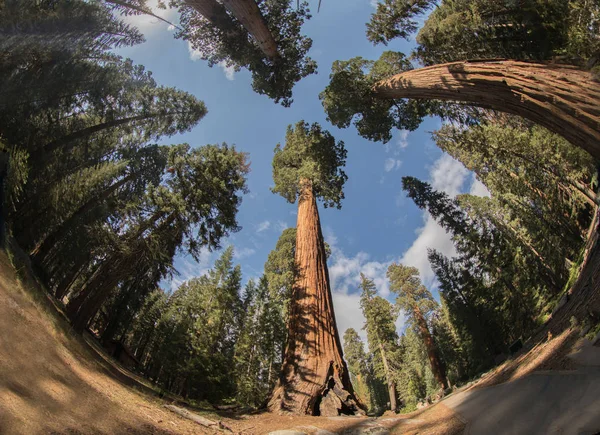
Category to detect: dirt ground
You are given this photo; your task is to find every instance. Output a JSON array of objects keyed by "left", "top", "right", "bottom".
[
  {"left": 0, "top": 249, "right": 465, "bottom": 435},
  {"left": 469, "top": 218, "right": 600, "bottom": 390},
  {"left": 1, "top": 217, "right": 598, "bottom": 434}
]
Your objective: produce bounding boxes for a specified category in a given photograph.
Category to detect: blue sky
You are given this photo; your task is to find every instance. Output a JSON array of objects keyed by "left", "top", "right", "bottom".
[{"left": 118, "top": 0, "right": 489, "bottom": 343}]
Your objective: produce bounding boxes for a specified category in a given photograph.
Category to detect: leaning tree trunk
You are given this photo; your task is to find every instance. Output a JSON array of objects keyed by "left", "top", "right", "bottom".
[
  {"left": 185, "top": 0, "right": 278, "bottom": 58},
  {"left": 221, "top": 0, "right": 278, "bottom": 58},
  {"left": 184, "top": 0, "right": 236, "bottom": 29},
  {"left": 372, "top": 60, "right": 600, "bottom": 159},
  {"left": 268, "top": 182, "right": 362, "bottom": 416}
]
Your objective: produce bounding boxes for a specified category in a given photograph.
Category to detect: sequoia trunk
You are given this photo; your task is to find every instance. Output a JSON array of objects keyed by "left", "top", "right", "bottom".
[
  {"left": 221, "top": 0, "right": 278, "bottom": 58},
  {"left": 372, "top": 60, "right": 600, "bottom": 159},
  {"left": 268, "top": 182, "right": 362, "bottom": 416},
  {"left": 414, "top": 306, "right": 448, "bottom": 390}
]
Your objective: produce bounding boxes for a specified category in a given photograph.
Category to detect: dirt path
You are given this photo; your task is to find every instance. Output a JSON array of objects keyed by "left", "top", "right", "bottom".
[
  {"left": 444, "top": 368, "right": 600, "bottom": 434},
  {"left": 0, "top": 249, "right": 465, "bottom": 434},
  {"left": 0, "top": 251, "right": 210, "bottom": 435}
]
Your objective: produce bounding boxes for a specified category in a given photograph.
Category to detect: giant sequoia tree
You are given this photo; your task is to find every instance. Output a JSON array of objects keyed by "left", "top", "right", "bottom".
[
  {"left": 323, "top": 0, "right": 600, "bottom": 157},
  {"left": 267, "top": 121, "right": 362, "bottom": 416},
  {"left": 174, "top": 0, "right": 316, "bottom": 106}
]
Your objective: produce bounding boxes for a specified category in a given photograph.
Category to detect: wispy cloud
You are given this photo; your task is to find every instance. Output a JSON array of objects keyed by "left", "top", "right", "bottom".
[
  {"left": 469, "top": 175, "right": 491, "bottom": 197},
  {"left": 217, "top": 61, "right": 236, "bottom": 81},
  {"left": 234, "top": 247, "right": 256, "bottom": 260},
  {"left": 384, "top": 158, "right": 403, "bottom": 172},
  {"left": 325, "top": 227, "right": 405, "bottom": 347},
  {"left": 385, "top": 130, "right": 410, "bottom": 154},
  {"left": 168, "top": 248, "right": 213, "bottom": 291},
  {"left": 276, "top": 220, "right": 289, "bottom": 232},
  {"left": 123, "top": 0, "right": 178, "bottom": 36},
  {"left": 398, "top": 153, "right": 469, "bottom": 286},
  {"left": 186, "top": 48, "right": 235, "bottom": 80},
  {"left": 369, "top": 0, "right": 379, "bottom": 8},
  {"left": 256, "top": 220, "right": 271, "bottom": 233},
  {"left": 187, "top": 41, "right": 203, "bottom": 61}
]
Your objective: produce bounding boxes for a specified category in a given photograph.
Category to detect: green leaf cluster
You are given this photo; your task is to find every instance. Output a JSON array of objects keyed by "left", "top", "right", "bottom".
[{"left": 271, "top": 121, "right": 347, "bottom": 208}]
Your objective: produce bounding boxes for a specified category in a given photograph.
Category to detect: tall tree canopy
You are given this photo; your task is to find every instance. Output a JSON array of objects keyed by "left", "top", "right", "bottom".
[
  {"left": 323, "top": 0, "right": 600, "bottom": 155},
  {"left": 173, "top": 0, "right": 317, "bottom": 106},
  {"left": 272, "top": 120, "right": 348, "bottom": 208}
]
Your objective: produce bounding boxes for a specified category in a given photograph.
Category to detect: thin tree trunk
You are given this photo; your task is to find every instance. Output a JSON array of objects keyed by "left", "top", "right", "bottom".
[
  {"left": 30, "top": 172, "right": 134, "bottom": 260},
  {"left": 268, "top": 181, "right": 362, "bottom": 416},
  {"left": 221, "top": 0, "right": 278, "bottom": 58},
  {"left": 377, "top": 340, "right": 397, "bottom": 412},
  {"left": 414, "top": 306, "right": 448, "bottom": 390},
  {"left": 372, "top": 60, "right": 600, "bottom": 159},
  {"left": 36, "top": 113, "right": 149, "bottom": 160}
]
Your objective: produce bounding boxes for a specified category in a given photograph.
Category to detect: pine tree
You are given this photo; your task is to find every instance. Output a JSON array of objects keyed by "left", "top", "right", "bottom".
[
  {"left": 359, "top": 274, "right": 400, "bottom": 412},
  {"left": 387, "top": 263, "right": 448, "bottom": 390}
]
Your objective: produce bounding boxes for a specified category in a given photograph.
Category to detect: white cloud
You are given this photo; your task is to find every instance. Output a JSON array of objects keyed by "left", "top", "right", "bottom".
[
  {"left": 397, "top": 153, "right": 469, "bottom": 286},
  {"left": 333, "top": 292, "right": 367, "bottom": 344},
  {"left": 276, "top": 220, "right": 289, "bottom": 232},
  {"left": 217, "top": 61, "right": 236, "bottom": 81},
  {"left": 430, "top": 153, "right": 469, "bottom": 197},
  {"left": 385, "top": 130, "right": 410, "bottom": 154},
  {"left": 169, "top": 248, "right": 212, "bottom": 291},
  {"left": 397, "top": 130, "right": 410, "bottom": 150},
  {"left": 187, "top": 41, "right": 203, "bottom": 61},
  {"left": 324, "top": 226, "right": 410, "bottom": 348},
  {"left": 123, "top": 0, "right": 178, "bottom": 36},
  {"left": 234, "top": 247, "right": 256, "bottom": 260},
  {"left": 256, "top": 220, "right": 271, "bottom": 233},
  {"left": 399, "top": 214, "right": 456, "bottom": 286},
  {"left": 384, "top": 158, "right": 402, "bottom": 172},
  {"left": 187, "top": 46, "right": 236, "bottom": 81},
  {"left": 469, "top": 175, "right": 491, "bottom": 197}
]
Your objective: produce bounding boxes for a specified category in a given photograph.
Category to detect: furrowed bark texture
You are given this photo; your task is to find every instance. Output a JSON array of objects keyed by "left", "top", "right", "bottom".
[
  {"left": 372, "top": 60, "right": 600, "bottom": 159},
  {"left": 221, "top": 0, "right": 278, "bottom": 58},
  {"left": 268, "top": 184, "right": 362, "bottom": 416}
]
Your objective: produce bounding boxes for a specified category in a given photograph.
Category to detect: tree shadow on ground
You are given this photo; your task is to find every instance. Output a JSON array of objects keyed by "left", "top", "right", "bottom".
[{"left": 0, "top": 250, "right": 211, "bottom": 434}]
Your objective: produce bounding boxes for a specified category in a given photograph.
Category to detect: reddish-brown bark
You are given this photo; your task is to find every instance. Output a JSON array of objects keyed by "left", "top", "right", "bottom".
[
  {"left": 221, "top": 0, "right": 278, "bottom": 58},
  {"left": 268, "top": 183, "right": 362, "bottom": 416},
  {"left": 372, "top": 60, "right": 600, "bottom": 159},
  {"left": 184, "top": 0, "right": 278, "bottom": 58},
  {"left": 414, "top": 306, "right": 448, "bottom": 390}
]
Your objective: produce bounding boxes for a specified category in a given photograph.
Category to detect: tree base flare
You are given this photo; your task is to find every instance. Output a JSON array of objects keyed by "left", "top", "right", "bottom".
[{"left": 268, "top": 362, "right": 364, "bottom": 416}]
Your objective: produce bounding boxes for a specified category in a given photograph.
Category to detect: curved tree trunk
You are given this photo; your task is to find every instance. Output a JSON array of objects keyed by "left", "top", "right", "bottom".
[
  {"left": 372, "top": 60, "right": 600, "bottom": 159},
  {"left": 221, "top": 0, "right": 278, "bottom": 58},
  {"left": 268, "top": 182, "right": 362, "bottom": 416}
]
